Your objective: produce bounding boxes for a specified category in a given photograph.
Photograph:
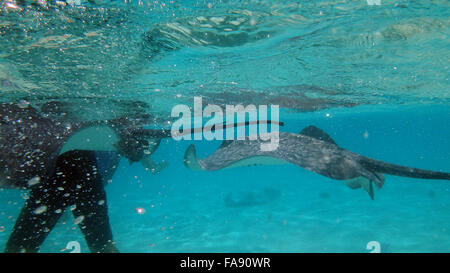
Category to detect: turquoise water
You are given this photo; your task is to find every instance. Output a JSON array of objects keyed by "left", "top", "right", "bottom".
[{"left": 0, "top": 0, "right": 449, "bottom": 252}]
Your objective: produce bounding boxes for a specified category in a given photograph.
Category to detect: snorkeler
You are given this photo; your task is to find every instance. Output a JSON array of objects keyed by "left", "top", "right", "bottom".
[{"left": 0, "top": 102, "right": 170, "bottom": 252}]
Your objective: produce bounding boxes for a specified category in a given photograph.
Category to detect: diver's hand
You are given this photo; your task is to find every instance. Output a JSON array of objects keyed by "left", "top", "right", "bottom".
[
  {"left": 140, "top": 156, "right": 169, "bottom": 174},
  {"left": 151, "top": 160, "right": 169, "bottom": 174}
]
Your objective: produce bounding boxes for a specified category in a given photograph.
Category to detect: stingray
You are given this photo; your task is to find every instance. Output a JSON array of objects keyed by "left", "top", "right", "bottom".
[{"left": 184, "top": 126, "right": 450, "bottom": 199}]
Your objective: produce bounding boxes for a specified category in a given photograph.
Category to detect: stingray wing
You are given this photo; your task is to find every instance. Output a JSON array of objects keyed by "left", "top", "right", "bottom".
[{"left": 184, "top": 143, "right": 289, "bottom": 171}]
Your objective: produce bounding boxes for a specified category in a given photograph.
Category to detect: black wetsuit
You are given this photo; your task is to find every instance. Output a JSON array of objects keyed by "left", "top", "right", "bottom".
[{"left": 5, "top": 150, "right": 121, "bottom": 253}]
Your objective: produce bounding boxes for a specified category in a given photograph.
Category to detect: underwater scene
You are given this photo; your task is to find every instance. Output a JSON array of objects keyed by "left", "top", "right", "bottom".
[{"left": 0, "top": 0, "right": 449, "bottom": 253}]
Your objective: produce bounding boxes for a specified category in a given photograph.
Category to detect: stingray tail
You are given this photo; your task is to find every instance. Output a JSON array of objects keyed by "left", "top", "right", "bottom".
[
  {"left": 119, "top": 120, "right": 285, "bottom": 139},
  {"left": 359, "top": 157, "right": 450, "bottom": 181}
]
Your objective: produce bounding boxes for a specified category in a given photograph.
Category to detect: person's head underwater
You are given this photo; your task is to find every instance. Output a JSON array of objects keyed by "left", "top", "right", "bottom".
[{"left": 114, "top": 130, "right": 162, "bottom": 164}]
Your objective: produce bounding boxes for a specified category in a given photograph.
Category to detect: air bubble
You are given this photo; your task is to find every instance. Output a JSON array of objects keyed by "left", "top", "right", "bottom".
[
  {"left": 17, "top": 100, "right": 30, "bottom": 109},
  {"left": 33, "top": 205, "right": 47, "bottom": 215},
  {"left": 27, "top": 176, "right": 41, "bottom": 187},
  {"left": 74, "top": 215, "right": 85, "bottom": 225},
  {"left": 363, "top": 131, "right": 369, "bottom": 139},
  {"left": 136, "top": 207, "right": 146, "bottom": 214}
]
